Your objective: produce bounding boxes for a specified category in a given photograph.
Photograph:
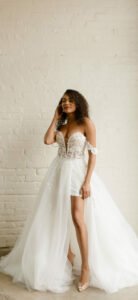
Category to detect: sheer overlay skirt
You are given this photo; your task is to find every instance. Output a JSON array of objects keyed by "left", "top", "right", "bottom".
[{"left": 0, "top": 154, "right": 138, "bottom": 293}]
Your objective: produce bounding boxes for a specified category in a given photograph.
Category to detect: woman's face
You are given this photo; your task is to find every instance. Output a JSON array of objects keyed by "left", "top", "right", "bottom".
[{"left": 61, "top": 94, "right": 76, "bottom": 114}]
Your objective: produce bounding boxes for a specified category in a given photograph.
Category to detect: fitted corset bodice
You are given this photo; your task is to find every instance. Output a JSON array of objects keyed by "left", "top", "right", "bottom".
[{"left": 56, "top": 130, "right": 98, "bottom": 159}]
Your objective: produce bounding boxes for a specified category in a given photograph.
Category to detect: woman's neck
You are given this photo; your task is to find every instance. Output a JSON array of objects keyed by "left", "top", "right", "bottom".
[{"left": 66, "top": 113, "right": 76, "bottom": 124}]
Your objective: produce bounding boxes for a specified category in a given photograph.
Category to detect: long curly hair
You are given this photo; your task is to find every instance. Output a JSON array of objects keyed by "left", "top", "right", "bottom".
[{"left": 56, "top": 89, "right": 90, "bottom": 130}]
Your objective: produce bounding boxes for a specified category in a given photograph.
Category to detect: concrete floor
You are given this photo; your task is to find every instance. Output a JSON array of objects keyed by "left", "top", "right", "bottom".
[{"left": 0, "top": 273, "right": 138, "bottom": 300}]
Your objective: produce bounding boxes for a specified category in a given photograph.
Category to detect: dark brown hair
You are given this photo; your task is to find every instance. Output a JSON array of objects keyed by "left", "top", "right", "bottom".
[{"left": 56, "top": 89, "right": 90, "bottom": 130}]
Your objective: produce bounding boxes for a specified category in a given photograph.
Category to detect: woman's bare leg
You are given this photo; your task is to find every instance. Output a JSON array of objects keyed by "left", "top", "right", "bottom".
[
  {"left": 67, "top": 242, "right": 75, "bottom": 265},
  {"left": 71, "top": 195, "right": 90, "bottom": 284},
  {"left": 68, "top": 242, "right": 74, "bottom": 257}
]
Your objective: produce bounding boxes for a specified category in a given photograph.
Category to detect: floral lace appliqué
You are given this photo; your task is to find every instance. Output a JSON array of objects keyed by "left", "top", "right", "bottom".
[
  {"left": 54, "top": 131, "right": 98, "bottom": 159},
  {"left": 86, "top": 140, "right": 98, "bottom": 155},
  {"left": 56, "top": 131, "right": 86, "bottom": 159}
]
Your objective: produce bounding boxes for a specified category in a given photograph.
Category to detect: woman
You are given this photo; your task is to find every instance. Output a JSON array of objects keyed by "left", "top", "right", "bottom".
[
  {"left": 0, "top": 89, "right": 138, "bottom": 294},
  {"left": 44, "top": 89, "right": 97, "bottom": 292}
]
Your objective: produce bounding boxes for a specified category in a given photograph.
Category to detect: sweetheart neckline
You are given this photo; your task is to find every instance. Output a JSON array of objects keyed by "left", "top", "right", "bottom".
[
  {"left": 56, "top": 130, "right": 98, "bottom": 155},
  {"left": 56, "top": 130, "right": 86, "bottom": 154},
  {"left": 57, "top": 130, "right": 86, "bottom": 143}
]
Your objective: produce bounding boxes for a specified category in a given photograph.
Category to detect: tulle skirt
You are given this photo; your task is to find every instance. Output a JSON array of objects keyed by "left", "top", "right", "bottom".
[{"left": 0, "top": 154, "right": 138, "bottom": 294}]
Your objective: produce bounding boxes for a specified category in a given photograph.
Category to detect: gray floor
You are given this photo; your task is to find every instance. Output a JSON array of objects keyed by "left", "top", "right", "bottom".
[{"left": 0, "top": 273, "right": 138, "bottom": 300}]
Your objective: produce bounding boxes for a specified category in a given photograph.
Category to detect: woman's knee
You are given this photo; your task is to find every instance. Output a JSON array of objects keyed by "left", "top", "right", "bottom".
[{"left": 72, "top": 210, "right": 84, "bottom": 228}]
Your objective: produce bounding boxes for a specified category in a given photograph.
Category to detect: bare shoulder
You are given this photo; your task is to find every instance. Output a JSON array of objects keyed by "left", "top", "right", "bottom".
[
  {"left": 83, "top": 117, "right": 96, "bottom": 133},
  {"left": 83, "top": 117, "right": 96, "bottom": 147}
]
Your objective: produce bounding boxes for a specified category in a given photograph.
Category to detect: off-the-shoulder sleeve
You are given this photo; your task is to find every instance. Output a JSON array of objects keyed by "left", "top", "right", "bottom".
[{"left": 86, "top": 140, "right": 98, "bottom": 155}]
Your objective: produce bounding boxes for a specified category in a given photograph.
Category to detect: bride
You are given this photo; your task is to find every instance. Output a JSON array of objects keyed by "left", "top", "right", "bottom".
[
  {"left": 45, "top": 90, "right": 97, "bottom": 292},
  {"left": 0, "top": 89, "right": 138, "bottom": 294}
]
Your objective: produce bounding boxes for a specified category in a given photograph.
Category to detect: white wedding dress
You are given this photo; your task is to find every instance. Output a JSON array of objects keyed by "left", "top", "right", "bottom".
[{"left": 0, "top": 130, "right": 138, "bottom": 294}]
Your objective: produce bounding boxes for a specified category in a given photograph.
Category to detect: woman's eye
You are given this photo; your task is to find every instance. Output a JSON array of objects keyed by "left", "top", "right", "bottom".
[{"left": 61, "top": 98, "right": 74, "bottom": 104}]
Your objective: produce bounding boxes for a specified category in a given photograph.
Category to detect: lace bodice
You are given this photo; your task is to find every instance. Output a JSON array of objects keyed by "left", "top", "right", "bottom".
[{"left": 55, "top": 130, "right": 98, "bottom": 159}]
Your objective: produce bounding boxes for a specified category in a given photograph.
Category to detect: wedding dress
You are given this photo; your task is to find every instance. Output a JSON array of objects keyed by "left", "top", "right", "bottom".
[{"left": 0, "top": 130, "right": 138, "bottom": 294}]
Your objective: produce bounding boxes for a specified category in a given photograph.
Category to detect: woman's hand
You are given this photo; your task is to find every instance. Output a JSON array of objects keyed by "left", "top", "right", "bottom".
[
  {"left": 79, "top": 180, "right": 91, "bottom": 200},
  {"left": 53, "top": 104, "right": 63, "bottom": 121}
]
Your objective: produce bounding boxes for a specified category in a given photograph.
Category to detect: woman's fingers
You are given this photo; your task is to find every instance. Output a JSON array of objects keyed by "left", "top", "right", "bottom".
[
  {"left": 80, "top": 185, "right": 91, "bottom": 199},
  {"left": 83, "top": 189, "right": 91, "bottom": 199},
  {"left": 79, "top": 188, "right": 85, "bottom": 199}
]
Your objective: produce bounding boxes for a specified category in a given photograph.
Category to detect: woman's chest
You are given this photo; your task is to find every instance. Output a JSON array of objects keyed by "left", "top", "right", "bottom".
[{"left": 56, "top": 130, "right": 87, "bottom": 158}]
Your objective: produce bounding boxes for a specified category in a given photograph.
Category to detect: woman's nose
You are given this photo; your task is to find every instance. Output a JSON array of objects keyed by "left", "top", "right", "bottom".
[{"left": 64, "top": 100, "right": 70, "bottom": 104}]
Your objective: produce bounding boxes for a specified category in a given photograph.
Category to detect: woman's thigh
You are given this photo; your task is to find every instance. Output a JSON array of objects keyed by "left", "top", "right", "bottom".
[{"left": 71, "top": 195, "right": 85, "bottom": 225}]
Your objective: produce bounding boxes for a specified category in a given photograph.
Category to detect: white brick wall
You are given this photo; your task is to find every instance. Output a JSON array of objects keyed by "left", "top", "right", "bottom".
[{"left": 0, "top": 0, "right": 138, "bottom": 247}]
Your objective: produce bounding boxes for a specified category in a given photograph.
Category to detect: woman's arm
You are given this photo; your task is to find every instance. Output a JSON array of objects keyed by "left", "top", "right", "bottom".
[
  {"left": 44, "top": 117, "right": 57, "bottom": 144},
  {"left": 79, "top": 117, "right": 97, "bottom": 199},
  {"left": 84, "top": 118, "right": 97, "bottom": 183},
  {"left": 44, "top": 104, "right": 62, "bottom": 145}
]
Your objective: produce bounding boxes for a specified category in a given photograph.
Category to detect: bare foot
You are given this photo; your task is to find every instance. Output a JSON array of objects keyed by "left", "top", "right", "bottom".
[
  {"left": 79, "top": 266, "right": 90, "bottom": 285},
  {"left": 68, "top": 252, "right": 76, "bottom": 266}
]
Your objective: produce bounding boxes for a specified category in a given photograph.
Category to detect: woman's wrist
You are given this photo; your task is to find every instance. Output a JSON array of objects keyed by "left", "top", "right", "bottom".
[
  {"left": 52, "top": 116, "right": 58, "bottom": 123},
  {"left": 84, "top": 177, "right": 91, "bottom": 184}
]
